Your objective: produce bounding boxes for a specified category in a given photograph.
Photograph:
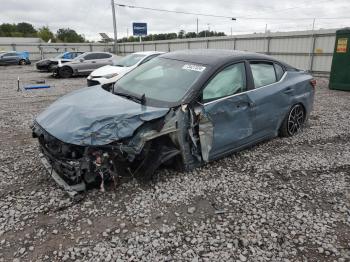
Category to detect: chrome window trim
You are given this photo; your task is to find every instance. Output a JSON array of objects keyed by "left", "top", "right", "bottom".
[{"left": 203, "top": 71, "right": 288, "bottom": 106}]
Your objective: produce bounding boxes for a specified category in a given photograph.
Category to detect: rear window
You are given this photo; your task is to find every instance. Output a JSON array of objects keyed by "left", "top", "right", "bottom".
[
  {"left": 84, "top": 53, "right": 111, "bottom": 60},
  {"left": 98, "top": 53, "right": 112, "bottom": 59},
  {"left": 250, "top": 62, "right": 277, "bottom": 88},
  {"left": 274, "top": 63, "right": 284, "bottom": 80}
]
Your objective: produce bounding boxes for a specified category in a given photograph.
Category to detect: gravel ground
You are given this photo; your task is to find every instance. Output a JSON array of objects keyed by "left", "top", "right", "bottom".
[{"left": 0, "top": 65, "right": 349, "bottom": 262}]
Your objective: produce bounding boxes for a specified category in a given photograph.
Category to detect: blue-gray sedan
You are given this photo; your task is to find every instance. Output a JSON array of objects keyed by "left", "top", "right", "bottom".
[{"left": 32, "top": 49, "right": 315, "bottom": 195}]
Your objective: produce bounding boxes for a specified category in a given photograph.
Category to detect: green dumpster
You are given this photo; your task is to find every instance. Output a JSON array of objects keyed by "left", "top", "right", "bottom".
[{"left": 329, "top": 28, "right": 350, "bottom": 91}]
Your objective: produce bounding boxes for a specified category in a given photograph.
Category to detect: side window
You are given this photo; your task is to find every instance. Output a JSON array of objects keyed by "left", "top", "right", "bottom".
[
  {"left": 83, "top": 53, "right": 97, "bottom": 60},
  {"left": 274, "top": 63, "right": 284, "bottom": 81},
  {"left": 64, "top": 53, "right": 72, "bottom": 59},
  {"left": 203, "top": 62, "right": 246, "bottom": 102},
  {"left": 84, "top": 53, "right": 109, "bottom": 60},
  {"left": 250, "top": 62, "right": 277, "bottom": 88},
  {"left": 98, "top": 53, "right": 112, "bottom": 59},
  {"left": 73, "top": 52, "right": 82, "bottom": 58}
]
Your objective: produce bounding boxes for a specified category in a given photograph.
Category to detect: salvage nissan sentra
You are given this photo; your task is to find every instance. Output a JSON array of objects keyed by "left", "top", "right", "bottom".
[{"left": 32, "top": 49, "right": 315, "bottom": 195}]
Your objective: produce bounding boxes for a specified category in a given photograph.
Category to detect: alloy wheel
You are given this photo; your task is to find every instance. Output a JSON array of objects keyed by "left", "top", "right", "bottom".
[{"left": 287, "top": 104, "right": 305, "bottom": 135}]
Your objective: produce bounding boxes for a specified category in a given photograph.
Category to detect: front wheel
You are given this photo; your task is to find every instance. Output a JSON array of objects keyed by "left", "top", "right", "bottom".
[
  {"left": 59, "top": 66, "right": 73, "bottom": 78},
  {"left": 19, "top": 59, "right": 26, "bottom": 65},
  {"left": 280, "top": 104, "right": 305, "bottom": 137}
]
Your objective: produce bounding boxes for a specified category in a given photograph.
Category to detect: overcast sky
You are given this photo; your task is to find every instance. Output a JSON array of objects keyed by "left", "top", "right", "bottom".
[{"left": 1, "top": 0, "right": 349, "bottom": 40}]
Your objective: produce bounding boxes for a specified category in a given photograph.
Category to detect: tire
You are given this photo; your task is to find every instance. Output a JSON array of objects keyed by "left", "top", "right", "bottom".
[
  {"left": 18, "top": 59, "right": 26, "bottom": 65},
  {"left": 59, "top": 66, "right": 73, "bottom": 78},
  {"left": 280, "top": 104, "right": 306, "bottom": 137}
]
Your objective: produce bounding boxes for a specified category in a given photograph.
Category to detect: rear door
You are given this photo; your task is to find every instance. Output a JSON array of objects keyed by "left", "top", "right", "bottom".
[
  {"left": 1, "top": 53, "right": 18, "bottom": 64},
  {"left": 96, "top": 53, "right": 113, "bottom": 67},
  {"left": 199, "top": 62, "right": 256, "bottom": 160},
  {"left": 246, "top": 61, "right": 290, "bottom": 138},
  {"left": 77, "top": 53, "right": 102, "bottom": 73}
]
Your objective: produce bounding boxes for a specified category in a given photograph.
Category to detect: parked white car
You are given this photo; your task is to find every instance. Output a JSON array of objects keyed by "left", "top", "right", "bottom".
[{"left": 87, "top": 51, "right": 164, "bottom": 90}]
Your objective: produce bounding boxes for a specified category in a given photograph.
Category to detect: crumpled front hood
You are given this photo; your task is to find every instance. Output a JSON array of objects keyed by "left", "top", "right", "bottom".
[
  {"left": 35, "top": 86, "right": 169, "bottom": 146},
  {"left": 91, "top": 65, "right": 130, "bottom": 77}
]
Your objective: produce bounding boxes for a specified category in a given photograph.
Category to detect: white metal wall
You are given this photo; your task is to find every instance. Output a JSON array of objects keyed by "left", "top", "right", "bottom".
[
  {"left": 0, "top": 29, "right": 337, "bottom": 74},
  {"left": 116, "top": 28, "right": 337, "bottom": 74}
]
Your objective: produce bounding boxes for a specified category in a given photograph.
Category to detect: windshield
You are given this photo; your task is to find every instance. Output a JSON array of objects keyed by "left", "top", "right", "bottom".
[
  {"left": 113, "top": 53, "right": 147, "bottom": 67},
  {"left": 114, "top": 57, "right": 207, "bottom": 106},
  {"left": 54, "top": 53, "right": 65, "bottom": 59}
]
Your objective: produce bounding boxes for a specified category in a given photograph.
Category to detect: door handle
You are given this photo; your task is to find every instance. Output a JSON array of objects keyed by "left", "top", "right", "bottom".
[
  {"left": 284, "top": 87, "right": 293, "bottom": 94},
  {"left": 248, "top": 101, "right": 256, "bottom": 107},
  {"left": 91, "top": 61, "right": 96, "bottom": 63},
  {"left": 236, "top": 102, "right": 254, "bottom": 108}
]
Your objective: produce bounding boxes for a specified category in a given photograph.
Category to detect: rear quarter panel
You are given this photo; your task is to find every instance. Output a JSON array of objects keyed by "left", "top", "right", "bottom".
[
  {"left": 284, "top": 71, "right": 314, "bottom": 119},
  {"left": 246, "top": 70, "right": 314, "bottom": 137}
]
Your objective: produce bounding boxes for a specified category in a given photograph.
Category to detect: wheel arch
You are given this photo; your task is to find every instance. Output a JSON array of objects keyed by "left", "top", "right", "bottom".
[{"left": 278, "top": 102, "right": 306, "bottom": 137}]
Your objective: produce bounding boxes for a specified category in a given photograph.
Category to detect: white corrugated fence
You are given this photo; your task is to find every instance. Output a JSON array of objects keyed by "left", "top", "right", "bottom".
[{"left": 0, "top": 28, "right": 338, "bottom": 75}]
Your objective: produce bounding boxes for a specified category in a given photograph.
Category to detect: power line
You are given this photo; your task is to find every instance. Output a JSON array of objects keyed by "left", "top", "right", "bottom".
[
  {"left": 114, "top": 2, "right": 350, "bottom": 21},
  {"left": 114, "top": 3, "right": 236, "bottom": 20}
]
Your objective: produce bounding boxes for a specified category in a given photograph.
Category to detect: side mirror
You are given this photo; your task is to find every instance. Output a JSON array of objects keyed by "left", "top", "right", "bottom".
[{"left": 79, "top": 58, "right": 85, "bottom": 62}]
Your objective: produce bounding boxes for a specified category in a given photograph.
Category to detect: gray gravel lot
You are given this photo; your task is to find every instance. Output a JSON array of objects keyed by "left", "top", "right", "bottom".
[{"left": 0, "top": 65, "right": 349, "bottom": 261}]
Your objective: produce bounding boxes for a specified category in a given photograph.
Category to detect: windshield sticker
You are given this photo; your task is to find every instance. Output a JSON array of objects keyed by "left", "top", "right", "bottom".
[{"left": 182, "top": 64, "right": 206, "bottom": 72}]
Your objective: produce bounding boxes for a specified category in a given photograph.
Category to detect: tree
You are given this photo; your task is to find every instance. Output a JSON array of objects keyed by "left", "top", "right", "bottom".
[
  {"left": 37, "top": 26, "right": 55, "bottom": 42},
  {"left": 178, "top": 30, "right": 186, "bottom": 39},
  {"left": 16, "top": 22, "right": 37, "bottom": 37},
  {"left": 185, "top": 32, "right": 197, "bottom": 38},
  {"left": 56, "top": 28, "right": 85, "bottom": 43},
  {"left": 0, "top": 23, "right": 17, "bottom": 36}
]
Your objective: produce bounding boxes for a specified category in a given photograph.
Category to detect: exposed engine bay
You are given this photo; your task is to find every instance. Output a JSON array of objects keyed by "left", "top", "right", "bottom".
[{"left": 32, "top": 104, "right": 213, "bottom": 196}]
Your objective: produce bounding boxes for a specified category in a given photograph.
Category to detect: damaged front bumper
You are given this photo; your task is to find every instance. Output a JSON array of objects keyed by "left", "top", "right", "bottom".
[{"left": 39, "top": 153, "right": 86, "bottom": 197}]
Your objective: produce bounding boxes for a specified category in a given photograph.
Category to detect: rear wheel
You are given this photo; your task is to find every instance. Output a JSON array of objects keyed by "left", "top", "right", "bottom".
[
  {"left": 59, "top": 66, "right": 73, "bottom": 78},
  {"left": 280, "top": 104, "right": 305, "bottom": 137},
  {"left": 19, "top": 59, "right": 26, "bottom": 65}
]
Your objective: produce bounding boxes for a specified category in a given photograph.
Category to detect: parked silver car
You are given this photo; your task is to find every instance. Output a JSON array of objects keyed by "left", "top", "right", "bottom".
[{"left": 53, "top": 52, "right": 115, "bottom": 78}]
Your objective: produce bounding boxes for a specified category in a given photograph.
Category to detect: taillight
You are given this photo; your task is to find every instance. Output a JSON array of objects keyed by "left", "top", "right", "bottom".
[{"left": 310, "top": 79, "right": 316, "bottom": 88}]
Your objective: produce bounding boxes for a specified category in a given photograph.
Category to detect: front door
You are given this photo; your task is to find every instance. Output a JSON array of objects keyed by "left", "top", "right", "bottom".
[{"left": 199, "top": 62, "right": 255, "bottom": 160}]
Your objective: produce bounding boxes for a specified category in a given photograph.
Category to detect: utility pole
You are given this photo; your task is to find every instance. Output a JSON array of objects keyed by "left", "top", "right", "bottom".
[
  {"left": 231, "top": 18, "right": 236, "bottom": 37},
  {"left": 196, "top": 18, "right": 199, "bottom": 37},
  {"left": 206, "top": 23, "right": 210, "bottom": 38},
  {"left": 111, "top": 0, "right": 118, "bottom": 54},
  {"left": 308, "top": 18, "right": 316, "bottom": 71}
]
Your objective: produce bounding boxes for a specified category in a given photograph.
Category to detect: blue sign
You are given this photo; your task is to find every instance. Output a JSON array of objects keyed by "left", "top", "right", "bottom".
[{"left": 133, "top": 23, "right": 147, "bottom": 36}]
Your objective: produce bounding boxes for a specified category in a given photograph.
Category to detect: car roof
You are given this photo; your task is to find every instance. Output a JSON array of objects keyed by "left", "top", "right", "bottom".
[
  {"left": 160, "top": 49, "right": 286, "bottom": 67},
  {"left": 133, "top": 51, "right": 165, "bottom": 56},
  {"left": 83, "top": 52, "right": 113, "bottom": 55}
]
